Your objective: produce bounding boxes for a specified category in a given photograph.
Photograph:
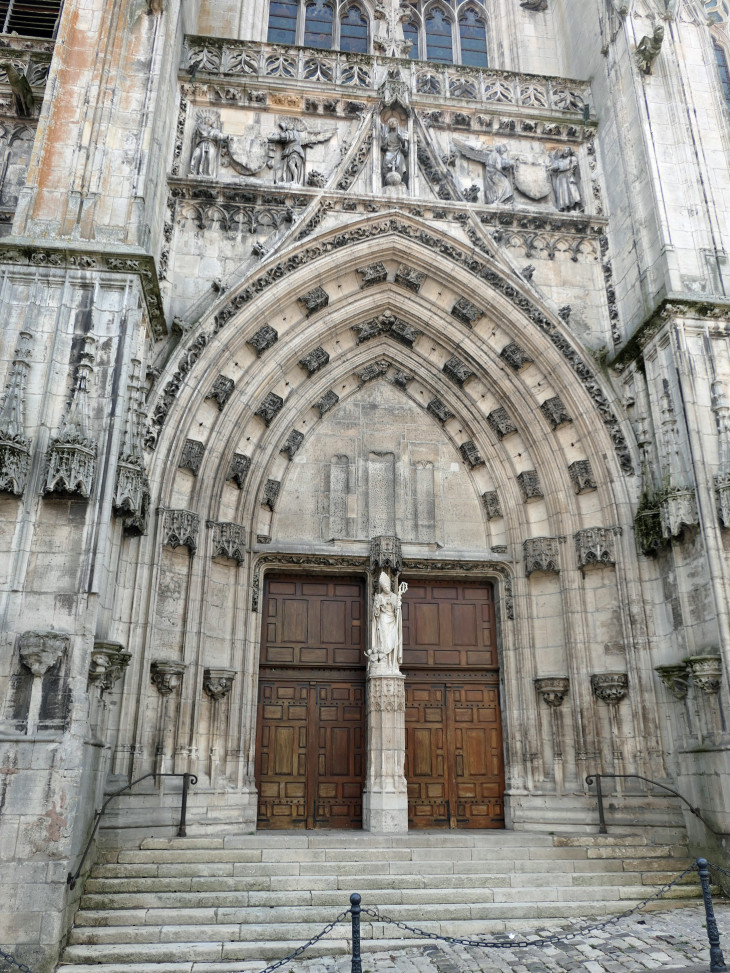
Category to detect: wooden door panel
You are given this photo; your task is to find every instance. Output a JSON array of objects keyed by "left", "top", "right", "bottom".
[{"left": 402, "top": 580, "right": 496, "bottom": 669}]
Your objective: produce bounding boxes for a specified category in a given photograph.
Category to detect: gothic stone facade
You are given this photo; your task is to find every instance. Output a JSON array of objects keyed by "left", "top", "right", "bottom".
[{"left": 1, "top": 0, "right": 730, "bottom": 966}]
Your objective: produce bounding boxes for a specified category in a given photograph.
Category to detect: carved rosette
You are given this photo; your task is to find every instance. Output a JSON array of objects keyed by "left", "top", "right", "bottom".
[
  {"left": 0, "top": 330, "right": 32, "bottom": 496},
  {"left": 162, "top": 509, "right": 200, "bottom": 554},
  {"left": 89, "top": 641, "right": 132, "bottom": 692},
  {"left": 207, "top": 520, "right": 246, "bottom": 563},
  {"left": 660, "top": 487, "right": 699, "bottom": 539},
  {"left": 535, "top": 676, "right": 569, "bottom": 708},
  {"left": 591, "top": 672, "right": 628, "bottom": 704},
  {"left": 150, "top": 660, "right": 187, "bottom": 696},
  {"left": 370, "top": 535, "right": 403, "bottom": 575},
  {"left": 367, "top": 676, "right": 406, "bottom": 713},
  {"left": 523, "top": 536, "right": 560, "bottom": 575},
  {"left": 203, "top": 667, "right": 236, "bottom": 700},
  {"left": 574, "top": 527, "right": 616, "bottom": 568},
  {"left": 19, "top": 631, "right": 69, "bottom": 676},
  {"left": 684, "top": 654, "right": 723, "bottom": 695},
  {"left": 654, "top": 663, "right": 689, "bottom": 701}
]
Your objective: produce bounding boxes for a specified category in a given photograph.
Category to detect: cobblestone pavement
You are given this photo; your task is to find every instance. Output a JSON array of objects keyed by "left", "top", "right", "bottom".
[{"left": 288, "top": 903, "right": 730, "bottom": 973}]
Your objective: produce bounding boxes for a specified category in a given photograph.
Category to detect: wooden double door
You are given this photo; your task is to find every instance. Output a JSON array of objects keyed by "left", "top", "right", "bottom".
[
  {"left": 255, "top": 575, "right": 505, "bottom": 830},
  {"left": 402, "top": 580, "right": 505, "bottom": 829},
  {"left": 256, "top": 576, "right": 366, "bottom": 829}
]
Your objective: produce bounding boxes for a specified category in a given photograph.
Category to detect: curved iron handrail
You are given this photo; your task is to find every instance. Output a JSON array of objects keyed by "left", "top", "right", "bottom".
[
  {"left": 586, "top": 772, "right": 724, "bottom": 837},
  {"left": 66, "top": 771, "right": 197, "bottom": 890}
]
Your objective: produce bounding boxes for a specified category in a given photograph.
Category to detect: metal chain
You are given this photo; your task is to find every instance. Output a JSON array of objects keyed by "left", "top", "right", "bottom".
[
  {"left": 361, "top": 863, "right": 700, "bottom": 950},
  {"left": 249, "top": 909, "right": 352, "bottom": 973},
  {"left": 0, "top": 946, "right": 38, "bottom": 973},
  {"left": 705, "top": 860, "right": 730, "bottom": 880}
]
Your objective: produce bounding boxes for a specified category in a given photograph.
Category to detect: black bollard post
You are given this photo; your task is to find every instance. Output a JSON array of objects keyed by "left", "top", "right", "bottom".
[
  {"left": 697, "top": 858, "right": 727, "bottom": 973},
  {"left": 350, "top": 892, "right": 362, "bottom": 973}
]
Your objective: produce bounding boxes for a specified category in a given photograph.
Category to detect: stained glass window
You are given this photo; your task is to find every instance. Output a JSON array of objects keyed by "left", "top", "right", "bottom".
[
  {"left": 426, "top": 7, "right": 453, "bottom": 63},
  {"left": 340, "top": 5, "right": 368, "bottom": 53},
  {"left": 714, "top": 37, "right": 730, "bottom": 109},
  {"left": 459, "top": 7, "right": 488, "bottom": 67},
  {"left": 304, "top": 0, "right": 333, "bottom": 48},
  {"left": 403, "top": 17, "right": 419, "bottom": 57},
  {"left": 267, "top": 0, "right": 298, "bottom": 44}
]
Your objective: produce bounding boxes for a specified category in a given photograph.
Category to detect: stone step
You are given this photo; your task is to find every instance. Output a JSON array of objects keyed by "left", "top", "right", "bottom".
[{"left": 137, "top": 833, "right": 559, "bottom": 851}]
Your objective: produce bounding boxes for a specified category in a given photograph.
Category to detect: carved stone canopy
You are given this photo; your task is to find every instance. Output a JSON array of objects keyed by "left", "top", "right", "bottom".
[
  {"left": 247, "top": 325, "right": 278, "bottom": 356},
  {"left": 660, "top": 487, "right": 699, "bottom": 539},
  {"left": 394, "top": 264, "right": 426, "bottom": 293},
  {"left": 162, "top": 509, "right": 200, "bottom": 554},
  {"left": 357, "top": 262, "right": 388, "bottom": 288},
  {"left": 227, "top": 453, "right": 251, "bottom": 489},
  {"left": 427, "top": 397, "right": 454, "bottom": 424},
  {"left": 487, "top": 407, "right": 517, "bottom": 439},
  {"left": 517, "top": 469, "right": 543, "bottom": 502},
  {"left": 262, "top": 479, "right": 281, "bottom": 511},
  {"left": 684, "top": 654, "right": 723, "bottom": 695},
  {"left": 316, "top": 390, "right": 340, "bottom": 417},
  {"left": 370, "top": 535, "right": 403, "bottom": 575},
  {"left": 179, "top": 438, "right": 205, "bottom": 476},
  {"left": 451, "top": 297, "right": 482, "bottom": 327},
  {"left": 591, "top": 671, "right": 628, "bottom": 704},
  {"left": 19, "top": 631, "right": 69, "bottom": 677},
  {"left": 89, "top": 641, "right": 132, "bottom": 692},
  {"left": 298, "top": 286, "right": 329, "bottom": 315},
  {"left": 654, "top": 663, "right": 689, "bottom": 701},
  {"left": 203, "top": 667, "right": 236, "bottom": 700},
  {"left": 150, "top": 660, "right": 187, "bottom": 696},
  {"left": 459, "top": 441, "right": 484, "bottom": 468},
  {"left": 207, "top": 520, "right": 246, "bottom": 563},
  {"left": 255, "top": 391, "right": 284, "bottom": 427},
  {"left": 535, "top": 676, "right": 570, "bottom": 707},
  {"left": 299, "top": 346, "right": 330, "bottom": 376},
  {"left": 540, "top": 396, "right": 572, "bottom": 429},
  {"left": 575, "top": 527, "right": 616, "bottom": 569},
  {"left": 481, "top": 491, "right": 502, "bottom": 520},
  {"left": 443, "top": 356, "right": 474, "bottom": 388},
  {"left": 500, "top": 342, "right": 533, "bottom": 371},
  {"left": 524, "top": 536, "right": 560, "bottom": 575},
  {"left": 281, "top": 429, "right": 305, "bottom": 460},
  {"left": 568, "top": 459, "right": 596, "bottom": 494},
  {"left": 206, "top": 375, "right": 235, "bottom": 411}
]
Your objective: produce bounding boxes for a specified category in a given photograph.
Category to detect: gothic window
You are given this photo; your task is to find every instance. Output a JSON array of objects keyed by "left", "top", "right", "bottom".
[
  {"left": 706, "top": 0, "right": 730, "bottom": 22},
  {"left": 403, "top": 15, "right": 420, "bottom": 57},
  {"left": 340, "top": 4, "right": 368, "bottom": 52},
  {"left": 0, "top": 0, "right": 63, "bottom": 37},
  {"left": 304, "top": 0, "right": 334, "bottom": 48},
  {"left": 459, "top": 7, "right": 488, "bottom": 67},
  {"left": 267, "top": 0, "right": 298, "bottom": 44},
  {"left": 713, "top": 37, "right": 730, "bottom": 109},
  {"left": 426, "top": 6, "right": 453, "bottom": 63}
]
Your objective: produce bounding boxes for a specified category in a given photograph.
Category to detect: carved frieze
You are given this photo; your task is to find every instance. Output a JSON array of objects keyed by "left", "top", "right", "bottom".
[
  {"left": 179, "top": 439, "right": 205, "bottom": 475},
  {"left": 227, "top": 452, "right": 251, "bottom": 489},
  {"left": 394, "top": 264, "right": 426, "bottom": 293},
  {"left": 255, "top": 392, "right": 284, "bottom": 426},
  {"left": 535, "top": 676, "right": 569, "bottom": 707},
  {"left": 89, "top": 642, "right": 131, "bottom": 693},
  {"left": 684, "top": 654, "right": 723, "bottom": 695},
  {"left": 367, "top": 677, "right": 406, "bottom": 713},
  {"left": 517, "top": 470, "right": 543, "bottom": 501},
  {"left": 591, "top": 672, "right": 628, "bottom": 704},
  {"left": 299, "top": 347, "right": 330, "bottom": 376},
  {"left": 44, "top": 336, "right": 97, "bottom": 500},
  {"left": 654, "top": 663, "right": 689, "bottom": 701},
  {"left": 247, "top": 325, "right": 278, "bottom": 356},
  {"left": 481, "top": 491, "right": 502, "bottom": 519},
  {"left": 316, "top": 390, "right": 339, "bottom": 417},
  {"left": 203, "top": 668, "right": 236, "bottom": 700},
  {"left": 524, "top": 536, "right": 560, "bottom": 575},
  {"left": 162, "top": 509, "right": 200, "bottom": 554},
  {"left": 568, "top": 459, "right": 596, "bottom": 494},
  {"left": 427, "top": 397, "right": 454, "bottom": 424},
  {"left": 298, "top": 286, "right": 329, "bottom": 315},
  {"left": 280, "top": 429, "right": 305, "bottom": 460},
  {"left": 357, "top": 262, "right": 388, "bottom": 287},
  {"left": 206, "top": 375, "right": 235, "bottom": 411},
  {"left": 487, "top": 407, "right": 517, "bottom": 439},
  {"left": 262, "top": 479, "right": 281, "bottom": 511},
  {"left": 0, "top": 330, "right": 32, "bottom": 496},
  {"left": 500, "top": 342, "right": 533, "bottom": 371},
  {"left": 443, "top": 356, "right": 474, "bottom": 388},
  {"left": 151, "top": 660, "right": 187, "bottom": 696},
  {"left": 540, "top": 396, "right": 572, "bottom": 429},
  {"left": 459, "top": 441, "right": 484, "bottom": 468},
  {"left": 450, "top": 297, "right": 482, "bottom": 327},
  {"left": 207, "top": 520, "right": 246, "bottom": 563},
  {"left": 575, "top": 527, "right": 616, "bottom": 568},
  {"left": 370, "top": 535, "right": 403, "bottom": 575}
]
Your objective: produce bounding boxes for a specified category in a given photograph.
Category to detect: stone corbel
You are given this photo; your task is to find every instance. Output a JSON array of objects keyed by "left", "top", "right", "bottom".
[
  {"left": 535, "top": 676, "right": 569, "bottom": 707},
  {"left": 574, "top": 527, "right": 617, "bottom": 569},
  {"left": 150, "top": 660, "right": 187, "bottom": 696},
  {"left": 369, "top": 535, "right": 403, "bottom": 575},
  {"left": 660, "top": 487, "right": 698, "bottom": 539},
  {"left": 591, "top": 671, "right": 628, "bottom": 703},
  {"left": 684, "top": 654, "right": 723, "bottom": 695},
  {"left": 161, "top": 508, "right": 199, "bottom": 554},
  {"left": 207, "top": 520, "right": 246, "bottom": 563},
  {"left": 523, "top": 536, "right": 560, "bottom": 575},
  {"left": 19, "top": 631, "right": 69, "bottom": 734},
  {"left": 203, "top": 668, "right": 236, "bottom": 700},
  {"left": 89, "top": 641, "right": 131, "bottom": 693},
  {"left": 654, "top": 662, "right": 689, "bottom": 700}
]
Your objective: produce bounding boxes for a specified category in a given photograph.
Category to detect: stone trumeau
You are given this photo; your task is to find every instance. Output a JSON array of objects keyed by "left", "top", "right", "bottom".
[{"left": 1, "top": 0, "right": 730, "bottom": 964}]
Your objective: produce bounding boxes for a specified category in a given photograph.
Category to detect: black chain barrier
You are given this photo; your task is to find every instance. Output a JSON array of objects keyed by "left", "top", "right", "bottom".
[{"left": 0, "top": 861, "right": 727, "bottom": 973}]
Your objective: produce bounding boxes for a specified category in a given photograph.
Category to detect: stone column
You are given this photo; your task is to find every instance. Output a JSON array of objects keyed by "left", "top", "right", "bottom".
[
  {"left": 362, "top": 535, "right": 409, "bottom": 833},
  {"left": 150, "top": 660, "right": 187, "bottom": 775},
  {"left": 18, "top": 631, "right": 69, "bottom": 735},
  {"left": 535, "top": 676, "right": 569, "bottom": 794},
  {"left": 203, "top": 667, "right": 236, "bottom": 787}
]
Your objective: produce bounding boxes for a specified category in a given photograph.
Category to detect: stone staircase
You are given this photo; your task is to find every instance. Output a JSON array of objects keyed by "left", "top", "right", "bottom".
[{"left": 59, "top": 830, "right": 703, "bottom": 973}]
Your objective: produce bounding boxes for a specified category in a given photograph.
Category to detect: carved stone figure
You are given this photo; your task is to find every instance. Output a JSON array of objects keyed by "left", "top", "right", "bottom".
[
  {"left": 550, "top": 148, "right": 583, "bottom": 212},
  {"left": 269, "top": 119, "right": 335, "bottom": 184},
  {"left": 1, "top": 63, "right": 34, "bottom": 117},
  {"left": 367, "top": 572, "right": 408, "bottom": 675},
  {"left": 636, "top": 23, "right": 664, "bottom": 75},
  {"left": 381, "top": 117, "right": 409, "bottom": 187},
  {"left": 189, "top": 111, "right": 226, "bottom": 177},
  {"left": 453, "top": 139, "right": 513, "bottom": 204}
]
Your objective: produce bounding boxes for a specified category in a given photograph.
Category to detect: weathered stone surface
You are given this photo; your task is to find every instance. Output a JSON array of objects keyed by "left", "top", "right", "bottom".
[{"left": 487, "top": 407, "right": 517, "bottom": 439}]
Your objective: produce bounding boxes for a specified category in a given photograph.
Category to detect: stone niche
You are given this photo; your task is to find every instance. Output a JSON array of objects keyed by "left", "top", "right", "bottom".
[{"left": 274, "top": 381, "right": 487, "bottom": 548}]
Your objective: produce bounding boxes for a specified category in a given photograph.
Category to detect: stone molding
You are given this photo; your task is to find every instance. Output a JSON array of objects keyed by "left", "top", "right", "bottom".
[
  {"left": 203, "top": 668, "right": 236, "bottom": 700},
  {"left": 591, "top": 671, "right": 628, "bottom": 703},
  {"left": 654, "top": 663, "right": 690, "bottom": 701},
  {"left": 402, "top": 559, "right": 515, "bottom": 620},
  {"left": 150, "top": 660, "right": 187, "bottom": 696},
  {"left": 207, "top": 520, "right": 246, "bottom": 563},
  {"left": 574, "top": 527, "right": 617, "bottom": 568},
  {"left": 535, "top": 676, "right": 570, "bottom": 707},
  {"left": 161, "top": 509, "right": 200, "bottom": 554},
  {"left": 370, "top": 535, "right": 403, "bottom": 574},
  {"left": 524, "top": 536, "right": 560, "bottom": 575},
  {"left": 684, "top": 654, "right": 723, "bottom": 695},
  {"left": 89, "top": 642, "right": 132, "bottom": 693},
  {"left": 19, "top": 631, "right": 68, "bottom": 677}
]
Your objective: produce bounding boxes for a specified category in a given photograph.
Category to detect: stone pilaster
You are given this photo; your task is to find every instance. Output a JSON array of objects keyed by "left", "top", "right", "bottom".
[{"left": 362, "top": 672, "right": 408, "bottom": 833}]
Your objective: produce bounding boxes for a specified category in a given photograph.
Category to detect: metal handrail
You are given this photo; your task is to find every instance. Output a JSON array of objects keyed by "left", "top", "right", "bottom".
[
  {"left": 66, "top": 771, "right": 197, "bottom": 890},
  {"left": 586, "top": 772, "right": 724, "bottom": 837}
]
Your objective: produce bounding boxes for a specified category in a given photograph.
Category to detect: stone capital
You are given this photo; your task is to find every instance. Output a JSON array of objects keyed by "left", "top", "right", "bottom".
[
  {"left": 684, "top": 654, "right": 723, "bottom": 695},
  {"left": 591, "top": 671, "right": 628, "bottom": 704},
  {"left": 89, "top": 641, "right": 132, "bottom": 692},
  {"left": 535, "top": 676, "right": 570, "bottom": 707},
  {"left": 203, "top": 668, "right": 236, "bottom": 700},
  {"left": 654, "top": 663, "right": 689, "bottom": 700},
  {"left": 19, "top": 631, "right": 69, "bottom": 677},
  {"left": 150, "top": 660, "right": 187, "bottom": 696}
]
